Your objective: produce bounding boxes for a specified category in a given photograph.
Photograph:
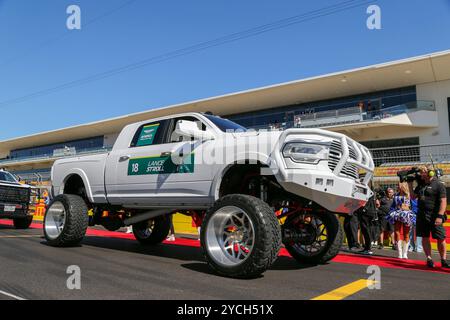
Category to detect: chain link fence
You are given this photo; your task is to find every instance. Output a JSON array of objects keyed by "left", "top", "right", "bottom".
[{"left": 370, "top": 143, "right": 450, "bottom": 167}]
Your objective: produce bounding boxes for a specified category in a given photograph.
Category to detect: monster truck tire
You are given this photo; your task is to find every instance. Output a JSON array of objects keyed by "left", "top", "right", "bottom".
[
  {"left": 133, "top": 215, "right": 171, "bottom": 245},
  {"left": 13, "top": 216, "right": 33, "bottom": 229},
  {"left": 201, "top": 194, "right": 282, "bottom": 279},
  {"left": 43, "top": 194, "right": 89, "bottom": 247},
  {"left": 285, "top": 211, "right": 343, "bottom": 264}
]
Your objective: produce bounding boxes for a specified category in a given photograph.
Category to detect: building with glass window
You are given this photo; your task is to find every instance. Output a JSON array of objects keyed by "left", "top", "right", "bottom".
[{"left": 1, "top": 49, "right": 450, "bottom": 186}]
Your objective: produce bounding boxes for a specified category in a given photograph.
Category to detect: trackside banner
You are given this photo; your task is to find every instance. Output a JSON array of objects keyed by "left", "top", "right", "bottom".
[{"left": 128, "top": 154, "right": 195, "bottom": 175}]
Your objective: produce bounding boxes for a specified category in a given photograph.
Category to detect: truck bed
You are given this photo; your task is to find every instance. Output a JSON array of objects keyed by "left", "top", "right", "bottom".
[{"left": 52, "top": 153, "right": 109, "bottom": 204}]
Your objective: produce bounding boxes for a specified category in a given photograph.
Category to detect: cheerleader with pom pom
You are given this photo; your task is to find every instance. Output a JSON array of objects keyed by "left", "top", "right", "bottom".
[{"left": 387, "top": 182, "right": 417, "bottom": 259}]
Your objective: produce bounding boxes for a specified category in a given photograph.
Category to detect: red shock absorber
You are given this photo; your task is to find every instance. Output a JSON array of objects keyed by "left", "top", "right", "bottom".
[{"left": 190, "top": 210, "right": 205, "bottom": 228}]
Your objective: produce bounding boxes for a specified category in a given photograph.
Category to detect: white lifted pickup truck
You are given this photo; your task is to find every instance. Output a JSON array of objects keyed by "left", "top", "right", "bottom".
[{"left": 45, "top": 112, "right": 374, "bottom": 278}]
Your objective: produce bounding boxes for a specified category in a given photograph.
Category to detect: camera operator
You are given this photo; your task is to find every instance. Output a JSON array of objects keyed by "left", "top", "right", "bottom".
[
  {"left": 356, "top": 193, "right": 378, "bottom": 255},
  {"left": 377, "top": 188, "right": 395, "bottom": 250},
  {"left": 411, "top": 165, "right": 449, "bottom": 268}
]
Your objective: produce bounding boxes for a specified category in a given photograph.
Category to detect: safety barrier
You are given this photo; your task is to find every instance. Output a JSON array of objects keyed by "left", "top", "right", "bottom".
[{"left": 31, "top": 200, "right": 46, "bottom": 222}]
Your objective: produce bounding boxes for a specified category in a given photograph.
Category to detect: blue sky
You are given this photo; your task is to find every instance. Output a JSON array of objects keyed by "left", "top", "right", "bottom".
[{"left": 0, "top": 0, "right": 449, "bottom": 140}]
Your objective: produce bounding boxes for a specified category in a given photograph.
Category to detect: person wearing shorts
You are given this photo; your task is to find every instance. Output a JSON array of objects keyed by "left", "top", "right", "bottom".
[{"left": 412, "top": 166, "right": 449, "bottom": 268}]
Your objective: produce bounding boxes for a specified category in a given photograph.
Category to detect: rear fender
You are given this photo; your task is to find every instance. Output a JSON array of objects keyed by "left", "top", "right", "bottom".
[{"left": 60, "top": 169, "right": 95, "bottom": 203}]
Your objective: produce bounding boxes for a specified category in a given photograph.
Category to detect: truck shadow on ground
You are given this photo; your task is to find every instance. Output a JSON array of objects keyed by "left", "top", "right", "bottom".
[
  {"left": 181, "top": 256, "right": 318, "bottom": 277},
  {"left": 77, "top": 236, "right": 318, "bottom": 276}
]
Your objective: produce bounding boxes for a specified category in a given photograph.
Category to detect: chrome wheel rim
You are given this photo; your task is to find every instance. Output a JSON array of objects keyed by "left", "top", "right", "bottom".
[
  {"left": 206, "top": 206, "right": 255, "bottom": 267},
  {"left": 44, "top": 201, "right": 66, "bottom": 240}
]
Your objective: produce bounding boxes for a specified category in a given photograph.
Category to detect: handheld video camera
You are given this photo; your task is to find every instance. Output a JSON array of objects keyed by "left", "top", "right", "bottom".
[
  {"left": 397, "top": 167, "right": 421, "bottom": 183},
  {"left": 397, "top": 166, "right": 443, "bottom": 183}
]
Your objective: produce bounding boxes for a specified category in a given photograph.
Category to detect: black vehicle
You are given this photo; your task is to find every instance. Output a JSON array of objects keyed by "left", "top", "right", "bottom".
[{"left": 0, "top": 170, "right": 33, "bottom": 229}]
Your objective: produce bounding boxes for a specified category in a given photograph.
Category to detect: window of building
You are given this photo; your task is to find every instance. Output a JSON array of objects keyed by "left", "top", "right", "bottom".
[{"left": 226, "top": 86, "right": 417, "bottom": 130}]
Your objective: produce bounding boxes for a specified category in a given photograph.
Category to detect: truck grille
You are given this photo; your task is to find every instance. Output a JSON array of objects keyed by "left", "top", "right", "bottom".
[
  {"left": 328, "top": 140, "right": 359, "bottom": 180},
  {"left": 0, "top": 185, "right": 30, "bottom": 203}
]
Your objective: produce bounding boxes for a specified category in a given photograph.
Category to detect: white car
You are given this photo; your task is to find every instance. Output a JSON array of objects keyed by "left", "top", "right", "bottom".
[{"left": 45, "top": 112, "right": 374, "bottom": 278}]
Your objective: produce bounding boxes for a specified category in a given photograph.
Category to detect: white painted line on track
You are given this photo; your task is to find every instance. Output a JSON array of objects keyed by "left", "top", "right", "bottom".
[
  {"left": 0, "top": 235, "right": 41, "bottom": 238},
  {"left": 0, "top": 290, "right": 27, "bottom": 300}
]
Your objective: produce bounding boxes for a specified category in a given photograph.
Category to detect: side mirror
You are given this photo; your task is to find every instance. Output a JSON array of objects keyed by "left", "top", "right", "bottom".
[{"left": 174, "top": 120, "right": 215, "bottom": 141}]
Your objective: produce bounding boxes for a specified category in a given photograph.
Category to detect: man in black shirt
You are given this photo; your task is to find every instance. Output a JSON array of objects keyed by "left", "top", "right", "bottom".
[
  {"left": 356, "top": 195, "right": 378, "bottom": 255},
  {"left": 412, "top": 166, "right": 449, "bottom": 268},
  {"left": 377, "top": 188, "right": 395, "bottom": 249}
]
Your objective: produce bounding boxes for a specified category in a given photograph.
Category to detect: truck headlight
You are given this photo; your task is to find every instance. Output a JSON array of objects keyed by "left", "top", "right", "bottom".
[{"left": 282, "top": 142, "right": 329, "bottom": 164}]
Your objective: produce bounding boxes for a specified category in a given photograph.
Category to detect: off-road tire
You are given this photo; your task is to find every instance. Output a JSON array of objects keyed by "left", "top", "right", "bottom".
[
  {"left": 13, "top": 216, "right": 33, "bottom": 229},
  {"left": 285, "top": 211, "right": 343, "bottom": 264},
  {"left": 133, "top": 215, "right": 171, "bottom": 245},
  {"left": 44, "top": 194, "right": 89, "bottom": 247},
  {"left": 201, "top": 194, "right": 282, "bottom": 279}
]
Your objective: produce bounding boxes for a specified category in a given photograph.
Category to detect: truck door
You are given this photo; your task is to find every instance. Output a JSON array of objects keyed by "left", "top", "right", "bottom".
[
  {"left": 147, "top": 115, "right": 215, "bottom": 206},
  {"left": 105, "top": 119, "right": 170, "bottom": 206},
  {"left": 106, "top": 116, "right": 215, "bottom": 207}
]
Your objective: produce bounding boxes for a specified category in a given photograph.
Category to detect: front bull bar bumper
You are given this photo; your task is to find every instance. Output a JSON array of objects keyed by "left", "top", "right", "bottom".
[{"left": 271, "top": 129, "right": 375, "bottom": 214}]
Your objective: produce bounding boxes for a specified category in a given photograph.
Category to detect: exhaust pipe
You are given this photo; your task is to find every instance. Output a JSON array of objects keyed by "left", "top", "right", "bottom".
[{"left": 123, "top": 209, "right": 168, "bottom": 226}]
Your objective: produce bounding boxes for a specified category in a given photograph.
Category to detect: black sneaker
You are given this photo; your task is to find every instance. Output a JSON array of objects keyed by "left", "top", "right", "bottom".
[
  {"left": 441, "top": 260, "right": 450, "bottom": 269},
  {"left": 378, "top": 244, "right": 384, "bottom": 250},
  {"left": 360, "top": 250, "right": 373, "bottom": 255},
  {"left": 426, "top": 259, "right": 435, "bottom": 268},
  {"left": 392, "top": 244, "right": 397, "bottom": 251}
]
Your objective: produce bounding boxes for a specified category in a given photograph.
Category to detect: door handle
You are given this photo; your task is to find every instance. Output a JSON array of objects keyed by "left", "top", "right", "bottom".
[
  {"left": 119, "top": 155, "right": 130, "bottom": 162},
  {"left": 160, "top": 152, "right": 172, "bottom": 157}
]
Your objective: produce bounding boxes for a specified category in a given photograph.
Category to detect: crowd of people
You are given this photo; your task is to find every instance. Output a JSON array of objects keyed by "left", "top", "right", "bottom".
[{"left": 344, "top": 165, "right": 449, "bottom": 268}]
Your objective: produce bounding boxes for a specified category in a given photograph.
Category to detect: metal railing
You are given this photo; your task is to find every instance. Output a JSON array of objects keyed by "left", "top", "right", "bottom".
[
  {"left": 248, "top": 100, "right": 436, "bottom": 131},
  {"left": 0, "top": 146, "right": 112, "bottom": 166},
  {"left": 15, "top": 172, "right": 51, "bottom": 183}
]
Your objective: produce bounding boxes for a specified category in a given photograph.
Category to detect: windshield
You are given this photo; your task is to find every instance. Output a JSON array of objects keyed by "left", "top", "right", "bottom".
[
  {"left": 0, "top": 171, "right": 18, "bottom": 183},
  {"left": 204, "top": 115, "right": 247, "bottom": 132}
]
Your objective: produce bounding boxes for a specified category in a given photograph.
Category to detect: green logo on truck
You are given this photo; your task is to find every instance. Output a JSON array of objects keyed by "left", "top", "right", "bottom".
[
  {"left": 136, "top": 123, "right": 160, "bottom": 147},
  {"left": 128, "top": 153, "right": 194, "bottom": 175}
]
